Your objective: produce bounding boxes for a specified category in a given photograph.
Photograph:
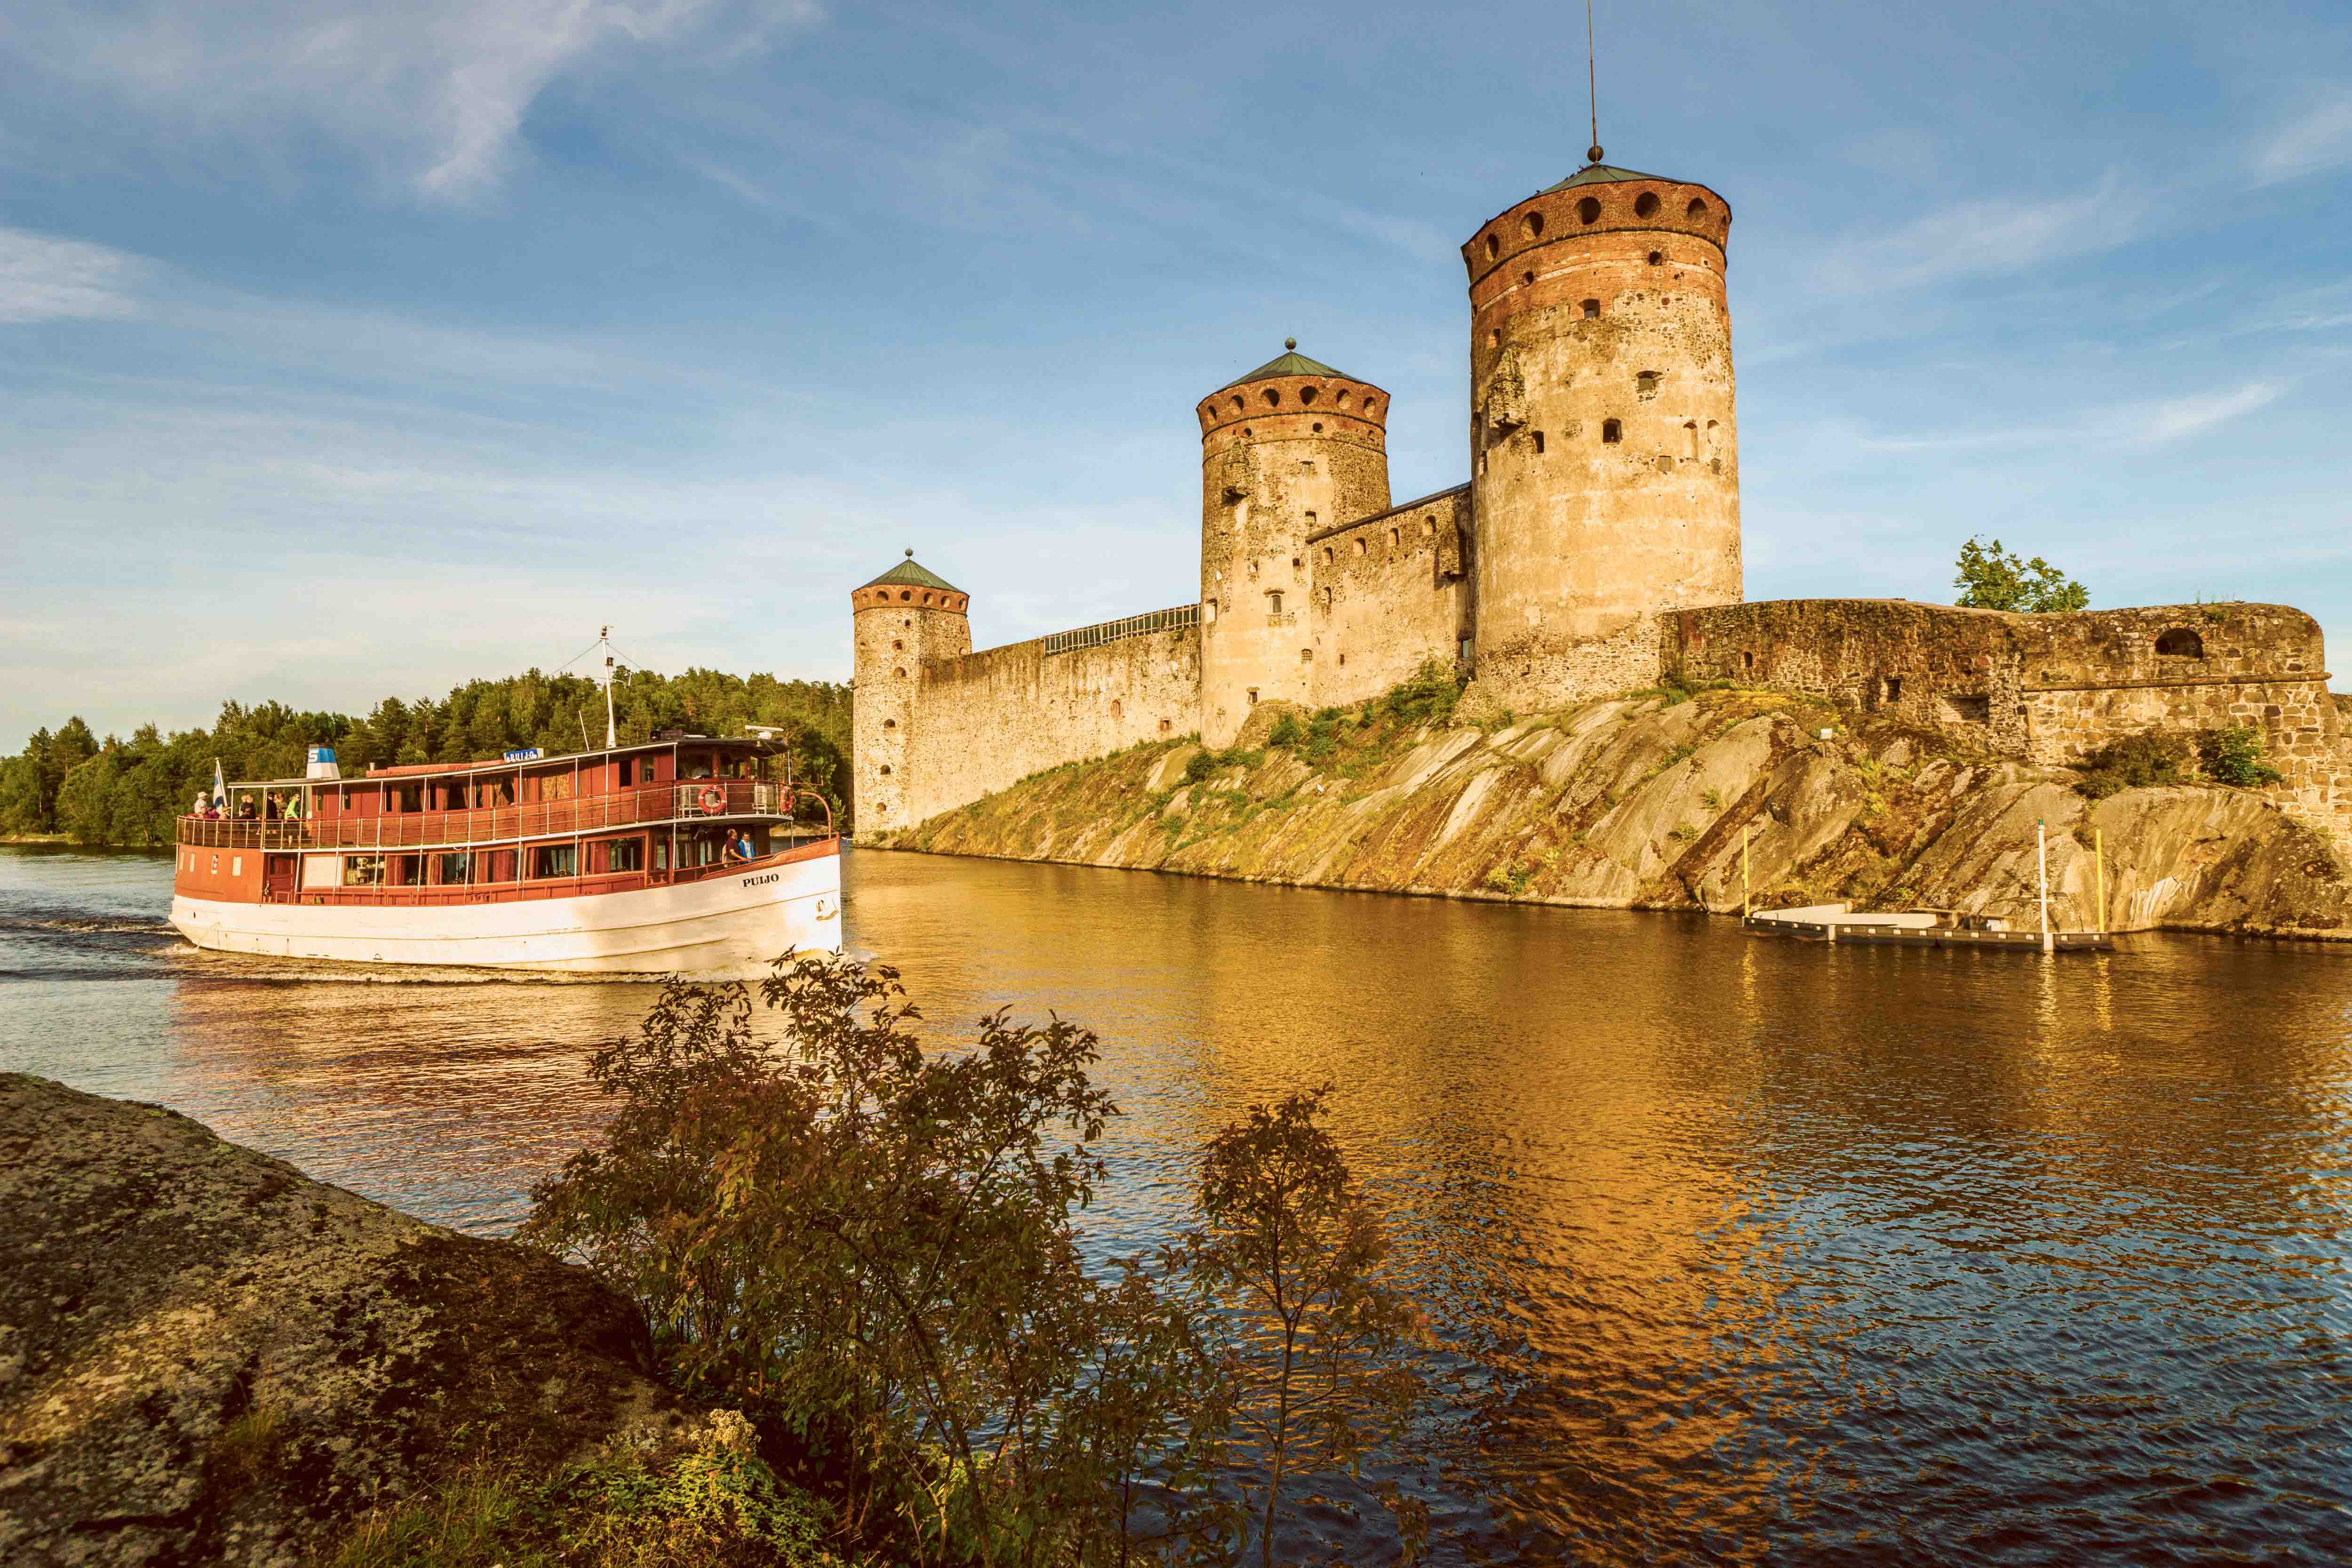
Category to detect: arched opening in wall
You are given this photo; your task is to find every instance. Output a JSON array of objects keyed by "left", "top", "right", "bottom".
[
  {"left": 1487, "top": 327, "right": 1501, "bottom": 348},
  {"left": 1248, "top": 688, "right": 1260, "bottom": 705},
  {"left": 1742, "top": 651, "right": 1755, "bottom": 673},
  {"left": 882, "top": 718, "right": 897, "bottom": 730},
  {"left": 2156, "top": 628, "right": 2205, "bottom": 658},
  {"left": 1205, "top": 600, "right": 1218, "bottom": 623},
  {"left": 894, "top": 668, "right": 906, "bottom": 678},
  {"left": 1323, "top": 545, "right": 1335, "bottom": 564},
  {"left": 1111, "top": 700, "right": 1123, "bottom": 719},
  {"left": 1335, "top": 390, "right": 1350, "bottom": 406},
  {"left": 1581, "top": 298, "right": 1601, "bottom": 319},
  {"left": 1602, "top": 418, "right": 1623, "bottom": 444},
  {"left": 1521, "top": 271, "right": 1534, "bottom": 287},
  {"left": 1532, "top": 430, "right": 1546, "bottom": 454},
  {"left": 1248, "top": 559, "right": 1259, "bottom": 580},
  {"left": 1684, "top": 421, "right": 1700, "bottom": 459},
  {"left": 1311, "top": 422, "right": 1322, "bottom": 433},
  {"left": 1389, "top": 525, "right": 1400, "bottom": 547},
  {"left": 1241, "top": 427, "right": 1252, "bottom": 438},
  {"left": 1577, "top": 196, "right": 1601, "bottom": 223},
  {"left": 879, "top": 765, "right": 893, "bottom": 775},
  {"left": 1266, "top": 590, "right": 1283, "bottom": 614},
  {"left": 1321, "top": 586, "right": 1333, "bottom": 608},
  {"left": 1303, "top": 510, "right": 1317, "bottom": 528},
  {"left": 1231, "top": 395, "right": 1244, "bottom": 414},
  {"left": 1635, "top": 191, "right": 1660, "bottom": 218},
  {"left": 1337, "top": 653, "right": 1346, "bottom": 667},
  {"left": 1159, "top": 719, "right": 1172, "bottom": 734},
  {"left": 1291, "top": 556, "right": 1303, "bottom": 572},
  {"left": 899, "top": 590, "right": 912, "bottom": 601},
  {"left": 1364, "top": 400, "right": 1379, "bottom": 416},
  {"left": 1484, "top": 234, "right": 1499, "bottom": 258},
  {"left": 1263, "top": 388, "right": 1280, "bottom": 407},
  {"left": 892, "top": 639, "right": 903, "bottom": 650},
  {"left": 1687, "top": 198, "right": 1708, "bottom": 218},
  {"left": 1424, "top": 517, "right": 1435, "bottom": 534},
  {"left": 1522, "top": 211, "right": 1544, "bottom": 239},
  {"left": 1648, "top": 250, "right": 1663, "bottom": 266},
  {"left": 1300, "top": 648, "right": 1313, "bottom": 664},
  {"left": 1705, "top": 419, "right": 1720, "bottom": 460},
  {"left": 1299, "top": 385, "right": 1318, "bottom": 405},
  {"left": 1353, "top": 538, "right": 1367, "bottom": 556},
  {"left": 1636, "top": 370, "right": 1661, "bottom": 398},
  {"left": 1883, "top": 676, "right": 1904, "bottom": 704}
]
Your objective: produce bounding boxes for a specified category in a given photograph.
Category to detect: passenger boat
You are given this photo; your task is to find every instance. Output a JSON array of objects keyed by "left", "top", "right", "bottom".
[{"left": 169, "top": 732, "right": 842, "bottom": 977}]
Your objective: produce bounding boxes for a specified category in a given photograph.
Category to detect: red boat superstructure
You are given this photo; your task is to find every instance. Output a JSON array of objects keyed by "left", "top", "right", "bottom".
[{"left": 169, "top": 734, "right": 842, "bottom": 975}]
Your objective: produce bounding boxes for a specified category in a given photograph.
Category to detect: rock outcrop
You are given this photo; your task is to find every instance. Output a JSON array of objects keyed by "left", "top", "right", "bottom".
[
  {"left": 889, "top": 688, "right": 2352, "bottom": 939},
  {"left": 0, "top": 1074, "right": 678, "bottom": 1568}
]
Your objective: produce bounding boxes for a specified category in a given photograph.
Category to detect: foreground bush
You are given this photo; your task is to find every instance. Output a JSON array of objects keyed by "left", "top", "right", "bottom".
[{"left": 524, "top": 959, "right": 1430, "bottom": 1568}]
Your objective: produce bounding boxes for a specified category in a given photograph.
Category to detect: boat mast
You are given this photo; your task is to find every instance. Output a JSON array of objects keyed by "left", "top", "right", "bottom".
[{"left": 601, "top": 626, "right": 617, "bottom": 750}]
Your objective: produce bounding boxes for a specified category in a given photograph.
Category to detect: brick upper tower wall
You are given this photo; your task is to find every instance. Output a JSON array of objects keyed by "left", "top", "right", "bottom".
[
  {"left": 850, "top": 575, "right": 971, "bottom": 840},
  {"left": 1199, "top": 361, "right": 1393, "bottom": 745},
  {"left": 1464, "top": 173, "right": 1741, "bottom": 712}
]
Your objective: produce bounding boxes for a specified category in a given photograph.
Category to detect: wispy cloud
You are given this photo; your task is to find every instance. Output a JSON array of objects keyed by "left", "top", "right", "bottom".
[
  {"left": 2, "top": 0, "right": 823, "bottom": 199},
  {"left": 0, "top": 226, "right": 145, "bottom": 322},
  {"left": 2255, "top": 93, "right": 2352, "bottom": 185},
  {"left": 1810, "top": 171, "right": 2148, "bottom": 294},
  {"left": 2112, "top": 381, "right": 2282, "bottom": 446}
]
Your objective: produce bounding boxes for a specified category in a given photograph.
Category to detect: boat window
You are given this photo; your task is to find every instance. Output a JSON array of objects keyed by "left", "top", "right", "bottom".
[
  {"left": 435, "top": 852, "right": 472, "bottom": 884},
  {"left": 541, "top": 772, "right": 573, "bottom": 802},
  {"left": 532, "top": 844, "right": 577, "bottom": 879},
  {"left": 684, "top": 755, "right": 715, "bottom": 780},
  {"left": 342, "top": 855, "right": 385, "bottom": 887},
  {"left": 653, "top": 839, "right": 670, "bottom": 872},
  {"left": 389, "top": 853, "right": 421, "bottom": 886},
  {"left": 605, "top": 837, "right": 644, "bottom": 873}
]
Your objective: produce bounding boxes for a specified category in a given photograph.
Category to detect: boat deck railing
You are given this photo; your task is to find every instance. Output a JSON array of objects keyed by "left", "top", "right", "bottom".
[
  {"left": 257, "top": 836, "right": 840, "bottom": 907},
  {"left": 177, "top": 780, "right": 827, "bottom": 853}
]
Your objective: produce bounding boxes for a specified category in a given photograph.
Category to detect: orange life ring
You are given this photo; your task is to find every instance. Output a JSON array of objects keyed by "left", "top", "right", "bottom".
[{"left": 698, "top": 784, "right": 726, "bottom": 816}]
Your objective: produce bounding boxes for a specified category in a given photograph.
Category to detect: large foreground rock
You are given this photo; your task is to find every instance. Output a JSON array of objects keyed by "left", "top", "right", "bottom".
[{"left": 0, "top": 1074, "right": 676, "bottom": 1568}]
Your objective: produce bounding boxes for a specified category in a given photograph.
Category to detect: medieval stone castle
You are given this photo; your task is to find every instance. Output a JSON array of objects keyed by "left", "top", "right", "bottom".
[{"left": 851, "top": 152, "right": 2349, "bottom": 844}]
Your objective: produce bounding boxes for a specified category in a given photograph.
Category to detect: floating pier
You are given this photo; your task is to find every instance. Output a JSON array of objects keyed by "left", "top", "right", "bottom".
[{"left": 1742, "top": 905, "right": 2113, "bottom": 952}]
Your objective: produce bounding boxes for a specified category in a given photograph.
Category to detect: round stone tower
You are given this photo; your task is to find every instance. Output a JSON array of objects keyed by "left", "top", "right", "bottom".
[
  {"left": 1462, "top": 158, "right": 1739, "bottom": 710},
  {"left": 1196, "top": 342, "right": 1391, "bottom": 745},
  {"left": 849, "top": 551, "right": 970, "bottom": 839}
]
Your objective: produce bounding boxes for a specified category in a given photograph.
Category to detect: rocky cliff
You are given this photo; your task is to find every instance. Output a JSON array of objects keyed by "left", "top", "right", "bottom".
[
  {"left": 888, "top": 687, "right": 2351, "bottom": 939},
  {"left": 0, "top": 1074, "right": 688, "bottom": 1568}
]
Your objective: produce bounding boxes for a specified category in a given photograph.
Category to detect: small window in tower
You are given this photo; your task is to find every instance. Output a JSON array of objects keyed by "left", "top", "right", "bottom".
[
  {"left": 879, "top": 764, "right": 893, "bottom": 775},
  {"left": 1353, "top": 538, "right": 1366, "bottom": 556},
  {"left": 1634, "top": 191, "right": 1660, "bottom": 218},
  {"left": 1521, "top": 270, "right": 1534, "bottom": 287},
  {"left": 1687, "top": 198, "right": 1708, "bottom": 218},
  {"left": 882, "top": 718, "right": 897, "bottom": 730},
  {"left": 1299, "top": 385, "right": 1317, "bottom": 405},
  {"left": 1205, "top": 599, "right": 1218, "bottom": 623},
  {"left": 1742, "top": 651, "right": 1755, "bottom": 672},
  {"left": 1323, "top": 545, "right": 1334, "bottom": 564},
  {"left": 892, "top": 638, "right": 902, "bottom": 650},
  {"left": 1335, "top": 390, "right": 1350, "bottom": 406},
  {"left": 1637, "top": 370, "right": 1661, "bottom": 397},
  {"left": 1291, "top": 556, "right": 1302, "bottom": 572},
  {"left": 1602, "top": 418, "right": 1622, "bottom": 443},
  {"left": 1111, "top": 699, "right": 1123, "bottom": 719},
  {"left": 1248, "top": 558, "right": 1259, "bottom": 579},
  {"left": 1656, "top": 454, "right": 1675, "bottom": 473},
  {"left": 1321, "top": 586, "right": 1333, "bottom": 608},
  {"left": 1424, "top": 516, "right": 1435, "bottom": 534},
  {"left": 1231, "top": 395, "right": 1245, "bottom": 414},
  {"left": 1581, "top": 298, "right": 1601, "bottom": 319},
  {"left": 1248, "top": 687, "right": 1260, "bottom": 705},
  {"left": 1487, "top": 327, "right": 1501, "bottom": 348},
  {"left": 1263, "top": 388, "right": 1280, "bottom": 407},
  {"left": 1577, "top": 196, "right": 1601, "bottom": 224},
  {"left": 894, "top": 667, "right": 906, "bottom": 677},
  {"left": 1159, "top": 718, "right": 1172, "bottom": 734},
  {"left": 1521, "top": 211, "right": 1544, "bottom": 239},
  {"left": 1532, "top": 430, "right": 1546, "bottom": 454},
  {"left": 1648, "top": 250, "right": 1662, "bottom": 266},
  {"left": 1684, "top": 421, "right": 1700, "bottom": 458},
  {"left": 1301, "top": 648, "right": 1313, "bottom": 664},
  {"left": 1485, "top": 233, "right": 1499, "bottom": 258},
  {"left": 1884, "top": 676, "right": 1904, "bottom": 703},
  {"left": 899, "top": 589, "right": 911, "bottom": 601},
  {"left": 1311, "top": 422, "right": 1323, "bottom": 433},
  {"left": 1363, "top": 401, "right": 1378, "bottom": 416},
  {"left": 1267, "top": 590, "right": 1283, "bottom": 614},
  {"left": 2155, "top": 628, "right": 2204, "bottom": 658},
  {"left": 1242, "top": 427, "right": 1252, "bottom": 438},
  {"left": 1338, "top": 653, "right": 1346, "bottom": 666},
  {"left": 1388, "top": 526, "right": 1399, "bottom": 547}
]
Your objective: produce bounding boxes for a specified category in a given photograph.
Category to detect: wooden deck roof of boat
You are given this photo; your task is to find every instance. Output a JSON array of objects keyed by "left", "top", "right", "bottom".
[{"left": 223, "top": 735, "right": 778, "bottom": 788}]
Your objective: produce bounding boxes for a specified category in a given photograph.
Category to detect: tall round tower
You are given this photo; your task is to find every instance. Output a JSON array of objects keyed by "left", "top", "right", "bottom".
[
  {"left": 1462, "top": 159, "right": 1739, "bottom": 710},
  {"left": 1196, "top": 342, "right": 1391, "bottom": 745},
  {"left": 849, "top": 551, "right": 970, "bottom": 840}
]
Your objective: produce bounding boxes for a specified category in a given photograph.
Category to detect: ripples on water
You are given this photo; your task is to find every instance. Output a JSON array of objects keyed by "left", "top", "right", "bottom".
[{"left": 4, "top": 844, "right": 2350, "bottom": 1563}]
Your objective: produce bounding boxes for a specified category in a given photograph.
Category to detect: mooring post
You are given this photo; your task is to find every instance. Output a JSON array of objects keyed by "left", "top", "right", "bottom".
[
  {"left": 2094, "top": 827, "right": 2106, "bottom": 938},
  {"left": 2037, "top": 817, "right": 2053, "bottom": 955},
  {"left": 1741, "top": 824, "right": 1751, "bottom": 921}
]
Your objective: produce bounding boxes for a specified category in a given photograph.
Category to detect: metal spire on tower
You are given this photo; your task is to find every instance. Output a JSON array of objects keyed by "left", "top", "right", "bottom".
[{"left": 1585, "top": 0, "right": 1603, "bottom": 165}]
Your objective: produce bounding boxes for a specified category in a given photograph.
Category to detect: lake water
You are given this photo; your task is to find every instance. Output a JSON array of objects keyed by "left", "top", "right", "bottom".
[{"left": 5, "top": 843, "right": 2350, "bottom": 1563}]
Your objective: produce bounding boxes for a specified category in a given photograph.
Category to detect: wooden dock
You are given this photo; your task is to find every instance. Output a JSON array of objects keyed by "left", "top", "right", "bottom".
[{"left": 1743, "top": 907, "right": 2113, "bottom": 952}]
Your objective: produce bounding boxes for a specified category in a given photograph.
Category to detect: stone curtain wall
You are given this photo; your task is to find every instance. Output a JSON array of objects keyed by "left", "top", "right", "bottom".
[
  {"left": 1665, "top": 599, "right": 2352, "bottom": 838},
  {"left": 1307, "top": 486, "right": 1473, "bottom": 709},
  {"left": 902, "top": 625, "right": 1203, "bottom": 827}
]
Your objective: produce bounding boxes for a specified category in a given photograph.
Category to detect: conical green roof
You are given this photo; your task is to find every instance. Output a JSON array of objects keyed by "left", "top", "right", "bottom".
[
  {"left": 859, "top": 552, "right": 962, "bottom": 594},
  {"left": 1538, "top": 162, "right": 1675, "bottom": 193},
  {"left": 1219, "top": 342, "right": 1356, "bottom": 390}
]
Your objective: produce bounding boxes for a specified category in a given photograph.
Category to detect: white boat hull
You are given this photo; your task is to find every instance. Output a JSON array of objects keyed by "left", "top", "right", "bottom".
[{"left": 169, "top": 848, "right": 841, "bottom": 978}]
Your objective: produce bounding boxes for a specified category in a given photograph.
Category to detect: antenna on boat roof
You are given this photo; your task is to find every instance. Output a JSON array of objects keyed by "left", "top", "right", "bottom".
[{"left": 599, "top": 625, "right": 617, "bottom": 750}]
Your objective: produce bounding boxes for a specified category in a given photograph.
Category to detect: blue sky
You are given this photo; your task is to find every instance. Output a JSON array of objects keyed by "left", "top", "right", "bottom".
[{"left": 4, "top": 0, "right": 2349, "bottom": 744}]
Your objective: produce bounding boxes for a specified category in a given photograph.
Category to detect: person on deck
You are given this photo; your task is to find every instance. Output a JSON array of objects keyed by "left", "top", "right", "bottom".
[{"left": 236, "top": 799, "right": 256, "bottom": 821}]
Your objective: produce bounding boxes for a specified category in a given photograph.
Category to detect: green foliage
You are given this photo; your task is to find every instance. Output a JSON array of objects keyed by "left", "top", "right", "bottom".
[
  {"left": 1186, "top": 1090, "right": 1427, "bottom": 1568},
  {"left": 2073, "top": 731, "right": 2193, "bottom": 800},
  {"left": 524, "top": 961, "right": 1228, "bottom": 1568},
  {"left": 1264, "top": 714, "right": 1305, "bottom": 748},
  {"left": 1184, "top": 747, "right": 1265, "bottom": 786},
  {"left": 1381, "top": 659, "right": 1464, "bottom": 727},
  {"left": 6, "top": 670, "right": 851, "bottom": 846},
  {"left": 332, "top": 1417, "right": 846, "bottom": 1568},
  {"left": 2199, "top": 725, "right": 2284, "bottom": 788},
  {"left": 1952, "top": 535, "right": 2090, "bottom": 613}
]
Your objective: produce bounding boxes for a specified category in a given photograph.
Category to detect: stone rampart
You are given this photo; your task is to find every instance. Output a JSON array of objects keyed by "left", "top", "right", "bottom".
[
  {"left": 1307, "top": 486, "right": 1473, "bottom": 708},
  {"left": 904, "top": 623, "right": 1202, "bottom": 825}
]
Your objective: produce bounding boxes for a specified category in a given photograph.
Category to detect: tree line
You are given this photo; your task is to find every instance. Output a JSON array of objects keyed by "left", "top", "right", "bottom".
[{"left": 0, "top": 667, "right": 854, "bottom": 846}]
